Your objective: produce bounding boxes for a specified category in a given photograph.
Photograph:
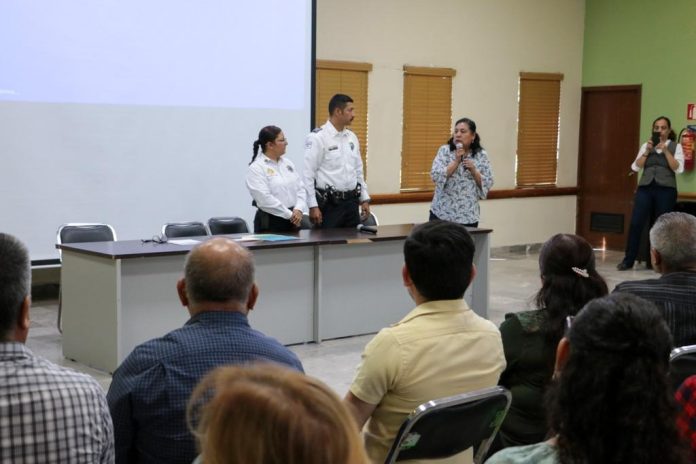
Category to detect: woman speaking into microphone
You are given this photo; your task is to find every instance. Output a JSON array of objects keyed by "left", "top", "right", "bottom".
[
  {"left": 246, "top": 125, "right": 307, "bottom": 233},
  {"left": 617, "top": 115, "right": 684, "bottom": 271},
  {"left": 429, "top": 117, "right": 494, "bottom": 227}
]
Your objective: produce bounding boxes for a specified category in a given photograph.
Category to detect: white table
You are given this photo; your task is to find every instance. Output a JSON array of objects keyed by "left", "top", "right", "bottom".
[{"left": 58, "top": 225, "right": 491, "bottom": 372}]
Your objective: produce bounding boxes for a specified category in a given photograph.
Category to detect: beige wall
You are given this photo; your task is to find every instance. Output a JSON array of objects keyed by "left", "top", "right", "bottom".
[{"left": 317, "top": 0, "right": 585, "bottom": 246}]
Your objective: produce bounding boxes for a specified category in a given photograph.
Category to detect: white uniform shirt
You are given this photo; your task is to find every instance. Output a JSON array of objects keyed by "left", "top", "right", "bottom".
[
  {"left": 246, "top": 153, "right": 307, "bottom": 220},
  {"left": 303, "top": 120, "right": 370, "bottom": 208}
]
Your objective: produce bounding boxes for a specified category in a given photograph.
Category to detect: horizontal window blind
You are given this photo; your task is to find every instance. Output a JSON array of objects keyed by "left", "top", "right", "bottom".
[
  {"left": 315, "top": 60, "right": 371, "bottom": 174},
  {"left": 401, "top": 66, "right": 455, "bottom": 192},
  {"left": 516, "top": 72, "right": 563, "bottom": 187}
]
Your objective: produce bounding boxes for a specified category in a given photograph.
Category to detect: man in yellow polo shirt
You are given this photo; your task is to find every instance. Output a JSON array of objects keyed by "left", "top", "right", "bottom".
[{"left": 344, "top": 220, "right": 505, "bottom": 463}]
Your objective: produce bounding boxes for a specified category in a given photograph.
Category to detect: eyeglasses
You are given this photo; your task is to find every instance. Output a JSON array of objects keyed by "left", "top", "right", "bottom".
[{"left": 141, "top": 234, "right": 168, "bottom": 244}]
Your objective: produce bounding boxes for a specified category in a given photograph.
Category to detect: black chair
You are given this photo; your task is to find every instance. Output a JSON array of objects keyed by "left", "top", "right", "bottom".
[
  {"left": 56, "top": 223, "right": 117, "bottom": 332},
  {"left": 670, "top": 344, "right": 696, "bottom": 391},
  {"left": 300, "top": 215, "right": 312, "bottom": 230},
  {"left": 384, "top": 386, "right": 511, "bottom": 464},
  {"left": 361, "top": 212, "right": 379, "bottom": 227},
  {"left": 162, "top": 221, "right": 209, "bottom": 238},
  {"left": 207, "top": 216, "right": 249, "bottom": 235}
]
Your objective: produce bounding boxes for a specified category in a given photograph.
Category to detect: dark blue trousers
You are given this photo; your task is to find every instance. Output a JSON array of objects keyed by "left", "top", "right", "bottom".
[{"left": 622, "top": 183, "right": 677, "bottom": 266}]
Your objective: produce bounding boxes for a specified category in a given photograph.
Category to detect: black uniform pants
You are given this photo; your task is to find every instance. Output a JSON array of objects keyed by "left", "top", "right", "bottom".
[{"left": 320, "top": 198, "right": 360, "bottom": 228}]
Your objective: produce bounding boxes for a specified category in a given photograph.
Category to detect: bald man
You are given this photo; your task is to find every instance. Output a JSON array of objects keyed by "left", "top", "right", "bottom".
[{"left": 107, "top": 238, "right": 303, "bottom": 464}]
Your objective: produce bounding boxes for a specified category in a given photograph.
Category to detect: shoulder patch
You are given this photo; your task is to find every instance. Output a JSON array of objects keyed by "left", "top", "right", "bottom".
[{"left": 312, "top": 127, "right": 322, "bottom": 133}]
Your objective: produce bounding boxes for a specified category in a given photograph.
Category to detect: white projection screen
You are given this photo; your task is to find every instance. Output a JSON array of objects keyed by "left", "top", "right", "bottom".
[{"left": 0, "top": 0, "right": 315, "bottom": 261}]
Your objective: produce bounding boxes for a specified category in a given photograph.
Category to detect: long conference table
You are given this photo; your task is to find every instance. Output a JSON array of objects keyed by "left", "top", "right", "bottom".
[{"left": 57, "top": 224, "right": 492, "bottom": 373}]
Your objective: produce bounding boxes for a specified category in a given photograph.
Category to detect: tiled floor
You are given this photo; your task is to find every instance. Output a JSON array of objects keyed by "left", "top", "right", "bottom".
[{"left": 27, "top": 247, "right": 654, "bottom": 395}]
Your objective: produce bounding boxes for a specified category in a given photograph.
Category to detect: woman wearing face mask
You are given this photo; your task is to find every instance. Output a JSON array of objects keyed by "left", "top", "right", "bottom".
[
  {"left": 246, "top": 125, "right": 307, "bottom": 233},
  {"left": 429, "top": 117, "right": 493, "bottom": 228},
  {"left": 617, "top": 116, "right": 684, "bottom": 271}
]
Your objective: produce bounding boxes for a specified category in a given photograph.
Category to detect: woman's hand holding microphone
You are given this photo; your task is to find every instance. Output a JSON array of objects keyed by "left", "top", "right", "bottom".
[{"left": 456, "top": 142, "right": 476, "bottom": 172}]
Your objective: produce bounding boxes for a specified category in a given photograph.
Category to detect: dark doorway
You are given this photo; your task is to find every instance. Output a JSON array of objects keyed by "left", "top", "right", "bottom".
[{"left": 577, "top": 85, "right": 642, "bottom": 250}]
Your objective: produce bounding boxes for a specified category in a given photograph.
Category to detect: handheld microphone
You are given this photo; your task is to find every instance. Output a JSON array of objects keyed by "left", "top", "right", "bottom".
[
  {"left": 356, "top": 224, "right": 378, "bottom": 234},
  {"left": 455, "top": 142, "right": 463, "bottom": 150}
]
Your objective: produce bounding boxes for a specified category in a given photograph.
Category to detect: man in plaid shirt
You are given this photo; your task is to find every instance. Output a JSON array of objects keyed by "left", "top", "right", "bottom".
[{"left": 0, "top": 233, "right": 114, "bottom": 463}]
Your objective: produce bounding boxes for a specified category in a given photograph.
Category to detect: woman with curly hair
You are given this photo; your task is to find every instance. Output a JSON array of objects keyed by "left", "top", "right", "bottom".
[
  {"left": 487, "top": 293, "right": 688, "bottom": 463},
  {"left": 489, "top": 234, "right": 608, "bottom": 454}
]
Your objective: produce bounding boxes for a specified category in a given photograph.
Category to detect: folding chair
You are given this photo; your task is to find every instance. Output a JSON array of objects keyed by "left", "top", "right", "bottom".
[
  {"left": 384, "top": 386, "right": 511, "bottom": 464},
  {"left": 162, "top": 221, "right": 209, "bottom": 238},
  {"left": 361, "top": 212, "right": 379, "bottom": 226},
  {"left": 56, "top": 223, "right": 117, "bottom": 332},
  {"left": 207, "top": 216, "right": 249, "bottom": 235},
  {"left": 670, "top": 344, "right": 696, "bottom": 391}
]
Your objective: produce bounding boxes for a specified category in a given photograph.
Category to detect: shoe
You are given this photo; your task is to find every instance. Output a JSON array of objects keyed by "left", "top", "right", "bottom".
[{"left": 616, "top": 262, "right": 632, "bottom": 271}]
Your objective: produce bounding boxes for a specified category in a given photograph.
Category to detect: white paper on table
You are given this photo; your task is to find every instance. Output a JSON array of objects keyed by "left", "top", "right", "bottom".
[{"left": 168, "top": 239, "right": 202, "bottom": 246}]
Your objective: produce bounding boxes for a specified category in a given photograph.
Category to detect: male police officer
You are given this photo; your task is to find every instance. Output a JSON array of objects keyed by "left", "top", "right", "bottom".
[{"left": 304, "top": 94, "right": 370, "bottom": 228}]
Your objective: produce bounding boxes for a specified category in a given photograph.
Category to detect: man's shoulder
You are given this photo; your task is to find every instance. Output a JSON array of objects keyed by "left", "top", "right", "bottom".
[
  {"left": 127, "top": 329, "right": 184, "bottom": 360},
  {"left": 304, "top": 128, "right": 325, "bottom": 152},
  {"left": 116, "top": 320, "right": 301, "bottom": 376},
  {"left": 3, "top": 354, "right": 104, "bottom": 396},
  {"left": 389, "top": 303, "right": 501, "bottom": 342},
  {"left": 614, "top": 276, "right": 670, "bottom": 293},
  {"left": 467, "top": 310, "right": 503, "bottom": 332},
  {"left": 616, "top": 272, "right": 696, "bottom": 296}
]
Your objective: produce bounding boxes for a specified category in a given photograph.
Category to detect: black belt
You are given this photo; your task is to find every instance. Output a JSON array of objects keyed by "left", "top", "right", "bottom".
[
  {"left": 332, "top": 189, "right": 359, "bottom": 200},
  {"left": 317, "top": 186, "right": 359, "bottom": 201}
]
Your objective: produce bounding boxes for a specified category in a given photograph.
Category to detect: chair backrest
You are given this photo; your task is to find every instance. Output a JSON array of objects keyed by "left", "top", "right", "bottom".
[
  {"left": 300, "top": 214, "right": 312, "bottom": 230},
  {"left": 362, "top": 212, "right": 379, "bottom": 227},
  {"left": 56, "top": 223, "right": 117, "bottom": 261},
  {"left": 670, "top": 344, "right": 696, "bottom": 391},
  {"left": 384, "top": 386, "right": 511, "bottom": 464},
  {"left": 207, "top": 216, "right": 249, "bottom": 235},
  {"left": 162, "top": 221, "right": 209, "bottom": 238}
]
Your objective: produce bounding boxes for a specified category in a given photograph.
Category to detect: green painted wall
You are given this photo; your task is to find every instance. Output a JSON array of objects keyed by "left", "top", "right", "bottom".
[{"left": 583, "top": 0, "right": 696, "bottom": 191}]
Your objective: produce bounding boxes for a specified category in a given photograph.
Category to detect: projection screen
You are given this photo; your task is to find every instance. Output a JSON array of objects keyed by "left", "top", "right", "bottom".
[{"left": 0, "top": 0, "right": 315, "bottom": 261}]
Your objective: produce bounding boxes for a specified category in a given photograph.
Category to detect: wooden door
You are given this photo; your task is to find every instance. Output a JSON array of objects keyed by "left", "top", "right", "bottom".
[{"left": 576, "top": 86, "right": 641, "bottom": 250}]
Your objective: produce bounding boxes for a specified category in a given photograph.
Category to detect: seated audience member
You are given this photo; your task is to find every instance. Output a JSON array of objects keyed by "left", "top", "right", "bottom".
[
  {"left": 187, "top": 364, "right": 369, "bottom": 464},
  {"left": 107, "top": 237, "right": 303, "bottom": 464},
  {"left": 491, "top": 234, "right": 608, "bottom": 454},
  {"left": 676, "top": 375, "right": 696, "bottom": 460},
  {"left": 0, "top": 233, "right": 114, "bottom": 462},
  {"left": 614, "top": 212, "right": 696, "bottom": 346},
  {"left": 344, "top": 220, "right": 505, "bottom": 463},
  {"left": 487, "top": 293, "right": 689, "bottom": 464}
]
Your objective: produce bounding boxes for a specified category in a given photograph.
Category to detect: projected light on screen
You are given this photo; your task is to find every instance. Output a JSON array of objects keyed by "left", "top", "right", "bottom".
[
  {"left": 0, "top": 0, "right": 314, "bottom": 260},
  {"left": 0, "top": 0, "right": 306, "bottom": 109}
]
